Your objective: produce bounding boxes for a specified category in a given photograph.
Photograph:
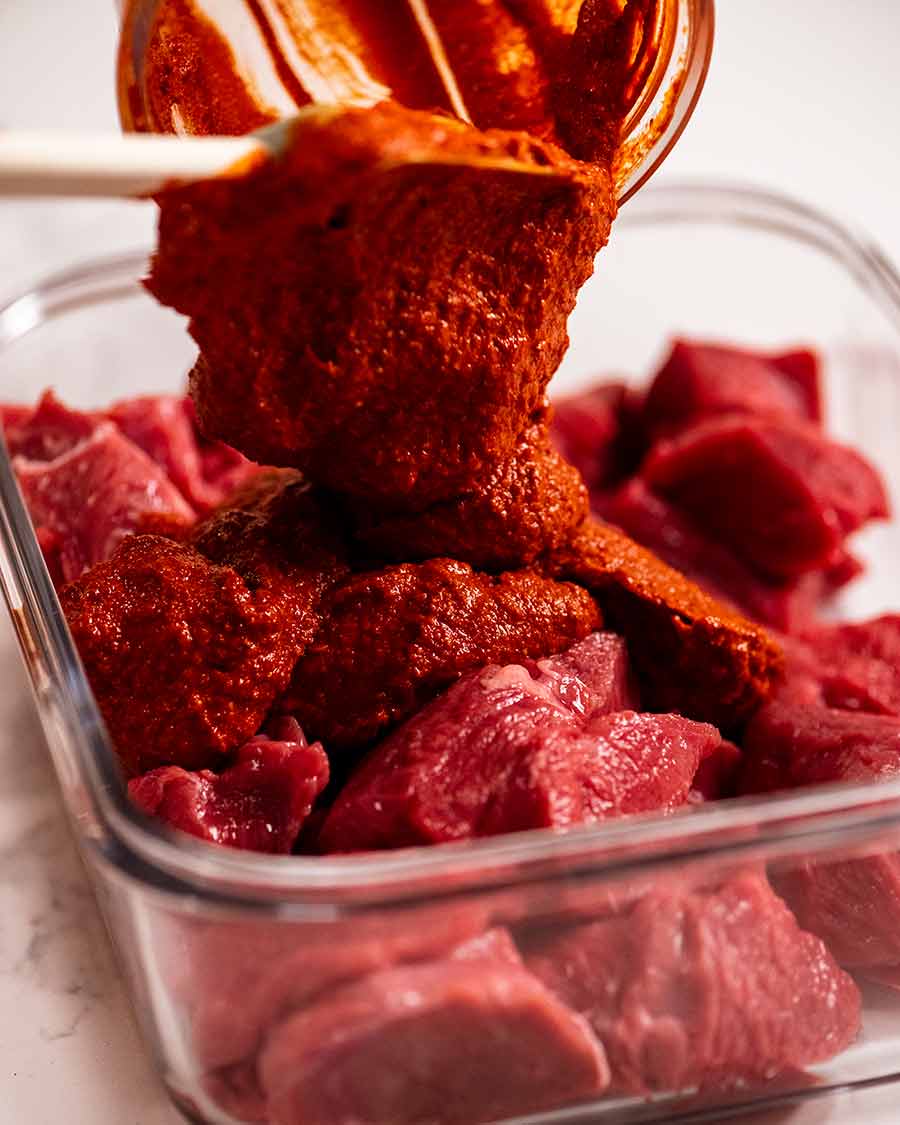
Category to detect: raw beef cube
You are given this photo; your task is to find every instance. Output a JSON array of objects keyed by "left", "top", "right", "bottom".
[
  {"left": 774, "top": 855, "right": 900, "bottom": 970},
  {"left": 551, "top": 381, "right": 632, "bottom": 490},
  {"left": 185, "top": 904, "right": 492, "bottom": 1074},
  {"left": 740, "top": 692, "right": 900, "bottom": 795},
  {"left": 529, "top": 631, "right": 640, "bottom": 715},
  {"left": 600, "top": 479, "right": 855, "bottom": 631},
  {"left": 642, "top": 340, "right": 822, "bottom": 440},
  {"left": 320, "top": 637, "right": 722, "bottom": 852},
  {"left": 257, "top": 928, "right": 609, "bottom": 1125},
  {"left": 523, "top": 872, "right": 860, "bottom": 1093},
  {"left": 15, "top": 423, "right": 195, "bottom": 583},
  {"left": 129, "top": 718, "right": 329, "bottom": 853},
  {"left": 4, "top": 391, "right": 100, "bottom": 460},
  {"left": 109, "top": 394, "right": 256, "bottom": 513},
  {"left": 797, "top": 615, "right": 900, "bottom": 716},
  {"left": 643, "top": 417, "right": 889, "bottom": 579},
  {"left": 690, "top": 739, "right": 742, "bottom": 801},
  {"left": 741, "top": 693, "right": 900, "bottom": 967}
]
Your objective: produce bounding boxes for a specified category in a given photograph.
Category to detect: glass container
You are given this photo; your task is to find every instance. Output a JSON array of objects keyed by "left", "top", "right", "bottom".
[{"left": 2, "top": 183, "right": 900, "bottom": 1123}]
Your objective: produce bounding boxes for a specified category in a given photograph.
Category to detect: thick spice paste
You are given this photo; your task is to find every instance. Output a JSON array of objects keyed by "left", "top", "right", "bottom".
[
  {"left": 148, "top": 104, "right": 617, "bottom": 504},
  {"left": 66, "top": 0, "right": 783, "bottom": 784}
]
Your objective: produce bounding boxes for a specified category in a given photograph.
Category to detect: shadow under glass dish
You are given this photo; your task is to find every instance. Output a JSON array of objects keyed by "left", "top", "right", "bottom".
[{"left": 1, "top": 184, "right": 900, "bottom": 1122}]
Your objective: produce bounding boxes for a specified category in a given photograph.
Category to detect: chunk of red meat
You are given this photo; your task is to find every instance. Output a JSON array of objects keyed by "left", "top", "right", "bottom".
[
  {"left": 177, "top": 395, "right": 257, "bottom": 497},
  {"left": 600, "top": 479, "right": 858, "bottom": 631},
  {"left": 643, "top": 416, "right": 889, "bottom": 579},
  {"left": 792, "top": 615, "right": 900, "bottom": 716},
  {"left": 740, "top": 693, "right": 900, "bottom": 967},
  {"left": 320, "top": 635, "right": 721, "bottom": 852},
  {"left": 109, "top": 395, "right": 257, "bottom": 513},
  {"left": 551, "top": 382, "right": 638, "bottom": 490},
  {"left": 642, "top": 340, "right": 822, "bottom": 441},
  {"left": 128, "top": 718, "right": 328, "bottom": 853},
  {"left": 528, "top": 631, "right": 640, "bottom": 715},
  {"left": 0, "top": 403, "right": 32, "bottom": 435},
  {"left": 774, "top": 856, "right": 900, "bottom": 970},
  {"left": 690, "top": 739, "right": 742, "bottom": 801},
  {"left": 175, "top": 903, "right": 491, "bottom": 1076},
  {"left": 523, "top": 872, "right": 860, "bottom": 1094},
  {"left": 15, "top": 423, "right": 195, "bottom": 583},
  {"left": 4, "top": 391, "right": 100, "bottom": 460},
  {"left": 740, "top": 691, "right": 900, "bottom": 795},
  {"left": 257, "top": 928, "right": 609, "bottom": 1125}
]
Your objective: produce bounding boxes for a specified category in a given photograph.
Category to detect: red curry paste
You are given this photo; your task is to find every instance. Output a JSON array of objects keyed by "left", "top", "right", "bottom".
[{"left": 66, "top": 1, "right": 781, "bottom": 782}]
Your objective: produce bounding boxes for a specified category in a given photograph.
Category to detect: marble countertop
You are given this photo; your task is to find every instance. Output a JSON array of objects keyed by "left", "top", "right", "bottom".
[{"left": 1, "top": 2, "right": 899, "bottom": 1122}]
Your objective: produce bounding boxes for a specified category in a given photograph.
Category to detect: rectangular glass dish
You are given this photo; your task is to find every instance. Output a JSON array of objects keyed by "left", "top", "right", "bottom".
[{"left": 3, "top": 183, "right": 900, "bottom": 1124}]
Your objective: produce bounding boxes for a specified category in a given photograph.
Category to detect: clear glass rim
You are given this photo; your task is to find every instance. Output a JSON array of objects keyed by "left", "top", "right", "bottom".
[
  {"left": 4, "top": 181, "right": 900, "bottom": 909},
  {"left": 617, "top": 0, "right": 716, "bottom": 203}
]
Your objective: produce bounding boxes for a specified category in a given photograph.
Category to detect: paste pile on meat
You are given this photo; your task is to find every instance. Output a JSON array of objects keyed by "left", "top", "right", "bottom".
[
  {"left": 281, "top": 558, "right": 602, "bottom": 752},
  {"left": 35, "top": 0, "right": 784, "bottom": 804},
  {"left": 60, "top": 535, "right": 325, "bottom": 776}
]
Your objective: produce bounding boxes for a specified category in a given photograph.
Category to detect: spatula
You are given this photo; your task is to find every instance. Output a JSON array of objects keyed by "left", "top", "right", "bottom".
[{"left": 0, "top": 108, "right": 575, "bottom": 200}]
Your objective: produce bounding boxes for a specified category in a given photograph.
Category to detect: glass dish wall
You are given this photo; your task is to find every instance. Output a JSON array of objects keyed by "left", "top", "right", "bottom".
[{"left": 1, "top": 184, "right": 900, "bottom": 1123}]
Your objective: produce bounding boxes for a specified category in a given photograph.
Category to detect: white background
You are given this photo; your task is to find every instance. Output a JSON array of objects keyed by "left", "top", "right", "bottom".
[{"left": 0, "top": 2, "right": 899, "bottom": 1123}]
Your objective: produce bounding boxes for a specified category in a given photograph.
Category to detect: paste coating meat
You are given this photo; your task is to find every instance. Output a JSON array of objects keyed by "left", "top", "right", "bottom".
[
  {"left": 280, "top": 556, "right": 602, "bottom": 751},
  {"left": 191, "top": 468, "right": 348, "bottom": 605},
  {"left": 545, "top": 519, "right": 783, "bottom": 728},
  {"left": 61, "top": 535, "right": 329, "bottom": 775},
  {"left": 347, "top": 417, "right": 589, "bottom": 570}
]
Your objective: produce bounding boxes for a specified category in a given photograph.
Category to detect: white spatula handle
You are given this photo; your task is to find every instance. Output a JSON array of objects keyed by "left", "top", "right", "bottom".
[{"left": 0, "top": 131, "right": 264, "bottom": 198}]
